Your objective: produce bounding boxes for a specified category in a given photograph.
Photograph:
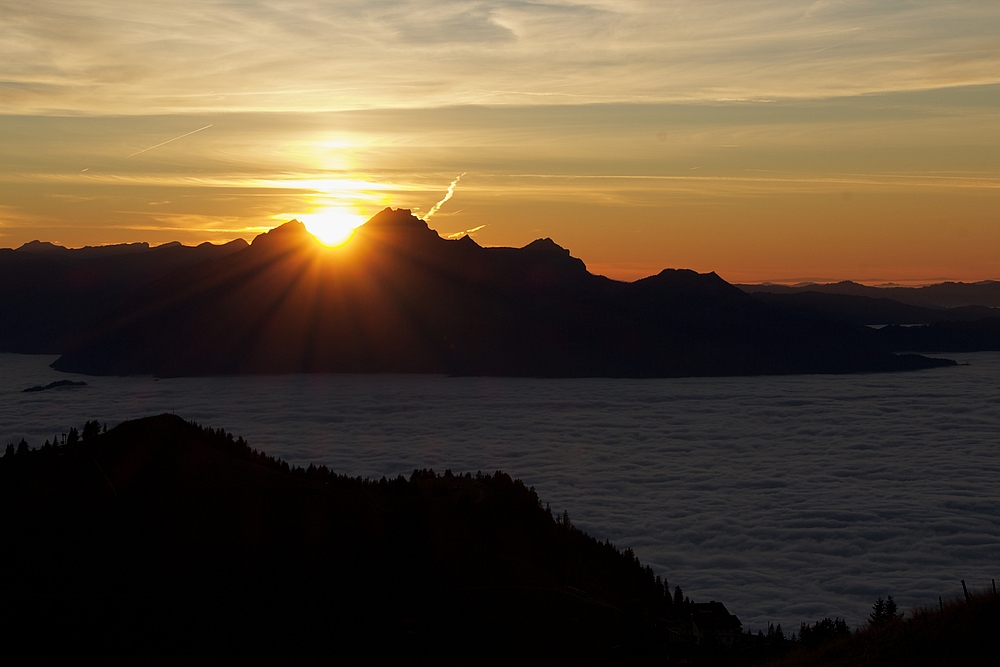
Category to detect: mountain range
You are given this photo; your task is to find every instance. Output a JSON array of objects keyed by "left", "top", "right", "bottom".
[
  {"left": 0, "top": 237, "right": 247, "bottom": 353},
  {"left": 36, "top": 208, "right": 954, "bottom": 377},
  {"left": 740, "top": 279, "right": 1000, "bottom": 309}
]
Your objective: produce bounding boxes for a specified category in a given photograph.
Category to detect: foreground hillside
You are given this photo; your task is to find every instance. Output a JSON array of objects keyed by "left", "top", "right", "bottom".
[
  {"left": 0, "top": 414, "right": 732, "bottom": 662},
  {"left": 770, "top": 592, "right": 999, "bottom": 667},
  {"left": 52, "top": 208, "right": 951, "bottom": 377},
  {"left": 4, "top": 416, "right": 996, "bottom": 662}
]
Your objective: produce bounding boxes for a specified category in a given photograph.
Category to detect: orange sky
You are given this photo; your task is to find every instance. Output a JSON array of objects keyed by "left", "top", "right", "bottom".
[{"left": 2, "top": 2, "right": 998, "bottom": 284}]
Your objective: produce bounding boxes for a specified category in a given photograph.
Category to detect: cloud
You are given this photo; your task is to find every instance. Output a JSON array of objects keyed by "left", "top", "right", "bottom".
[
  {"left": 424, "top": 172, "right": 465, "bottom": 219},
  {"left": 4, "top": 351, "right": 1000, "bottom": 632},
  {"left": 2, "top": 1, "right": 998, "bottom": 114},
  {"left": 126, "top": 124, "right": 213, "bottom": 158},
  {"left": 445, "top": 224, "right": 485, "bottom": 238}
]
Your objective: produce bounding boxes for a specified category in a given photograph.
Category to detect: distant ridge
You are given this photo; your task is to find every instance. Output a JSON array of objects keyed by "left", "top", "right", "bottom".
[
  {"left": 22, "top": 379, "right": 87, "bottom": 393},
  {"left": 50, "top": 208, "right": 952, "bottom": 377},
  {"left": 0, "top": 237, "right": 248, "bottom": 353},
  {"left": 741, "top": 280, "right": 1000, "bottom": 309},
  {"left": 746, "top": 291, "right": 999, "bottom": 326}
]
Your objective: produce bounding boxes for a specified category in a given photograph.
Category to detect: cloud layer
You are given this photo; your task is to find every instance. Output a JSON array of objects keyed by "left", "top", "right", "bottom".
[
  {"left": 4, "top": 351, "right": 999, "bottom": 631},
  {"left": 3, "top": 1, "right": 999, "bottom": 114}
]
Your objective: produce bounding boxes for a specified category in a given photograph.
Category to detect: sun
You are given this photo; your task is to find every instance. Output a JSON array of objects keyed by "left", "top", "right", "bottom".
[{"left": 302, "top": 208, "right": 367, "bottom": 247}]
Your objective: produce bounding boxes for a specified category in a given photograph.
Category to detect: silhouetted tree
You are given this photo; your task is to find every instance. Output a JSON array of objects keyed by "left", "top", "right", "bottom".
[
  {"left": 870, "top": 597, "right": 885, "bottom": 625},
  {"left": 886, "top": 595, "right": 899, "bottom": 619},
  {"left": 82, "top": 420, "right": 101, "bottom": 441},
  {"left": 674, "top": 586, "right": 684, "bottom": 606},
  {"left": 66, "top": 427, "right": 79, "bottom": 446},
  {"left": 16, "top": 439, "right": 29, "bottom": 457},
  {"left": 3, "top": 443, "right": 13, "bottom": 459},
  {"left": 869, "top": 596, "right": 901, "bottom": 627},
  {"left": 767, "top": 623, "right": 785, "bottom": 642},
  {"left": 799, "top": 617, "right": 851, "bottom": 649}
]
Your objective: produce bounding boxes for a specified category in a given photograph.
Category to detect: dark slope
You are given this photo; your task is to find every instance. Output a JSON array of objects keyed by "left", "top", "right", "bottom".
[
  {"left": 53, "top": 208, "right": 952, "bottom": 377},
  {"left": 748, "top": 291, "right": 998, "bottom": 326},
  {"left": 741, "top": 280, "right": 1000, "bottom": 309},
  {"left": 874, "top": 318, "right": 1000, "bottom": 352},
  {"left": 771, "top": 592, "right": 999, "bottom": 667},
  {"left": 744, "top": 289, "right": 1000, "bottom": 352},
  {"left": 0, "top": 414, "right": 712, "bottom": 662},
  {"left": 0, "top": 237, "right": 247, "bottom": 353}
]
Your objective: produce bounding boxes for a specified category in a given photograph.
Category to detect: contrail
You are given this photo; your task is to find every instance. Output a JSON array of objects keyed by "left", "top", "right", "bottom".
[
  {"left": 445, "top": 224, "right": 485, "bottom": 239},
  {"left": 127, "top": 124, "right": 214, "bottom": 158},
  {"left": 424, "top": 172, "right": 465, "bottom": 220}
]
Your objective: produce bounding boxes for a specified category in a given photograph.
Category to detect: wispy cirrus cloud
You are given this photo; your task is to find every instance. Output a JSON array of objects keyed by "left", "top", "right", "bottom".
[{"left": 2, "top": 1, "right": 998, "bottom": 114}]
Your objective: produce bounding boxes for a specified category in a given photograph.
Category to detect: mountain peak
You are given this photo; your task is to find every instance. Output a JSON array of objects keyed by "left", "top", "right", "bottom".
[
  {"left": 455, "top": 234, "right": 481, "bottom": 248},
  {"left": 249, "top": 220, "right": 316, "bottom": 252},
  {"left": 370, "top": 207, "right": 420, "bottom": 223},
  {"left": 362, "top": 208, "right": 433, "bottom": 232},
  {"left": 522, "top": 238, "right": 570, "bottom": 255},
  {"left": 353, "top": 208, "right": 440, "bottom": 248},
  {"left": 16, "top": 240, "right": 69, "bottom": 253},
  {"left": 252, "top": 220, "right": 309, "bottom": 243}
]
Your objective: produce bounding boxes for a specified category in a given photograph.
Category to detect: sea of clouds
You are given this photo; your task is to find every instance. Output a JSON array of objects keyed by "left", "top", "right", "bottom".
[{"left": 3, "top": 352, "right": 998, "bottom": 632}]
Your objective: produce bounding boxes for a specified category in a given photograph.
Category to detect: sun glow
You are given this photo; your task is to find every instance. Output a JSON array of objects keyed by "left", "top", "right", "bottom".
[{"left": 302, "top": 208, "right": 368, "bottom": 247}]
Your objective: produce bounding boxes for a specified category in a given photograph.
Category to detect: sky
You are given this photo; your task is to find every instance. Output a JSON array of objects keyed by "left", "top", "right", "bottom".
[{"left": 1, "top": 1, "right": 998, "bottom": 283}]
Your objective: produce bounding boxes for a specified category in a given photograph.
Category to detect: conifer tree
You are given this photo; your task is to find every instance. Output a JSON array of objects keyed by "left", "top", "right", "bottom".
[
  {"left": 82, "top": 420, "right": 101, "bottom": 441},
  {"left": 885, "top": 595, "right": 899, "bottom": 619},
  {"left": 869, "top": 596, "right": 900, "bottom": 626}
]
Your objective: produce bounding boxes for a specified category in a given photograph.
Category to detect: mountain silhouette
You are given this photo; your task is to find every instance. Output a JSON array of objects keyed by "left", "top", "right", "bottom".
[
  {"left": 874, "top": 318, "right": 1000, "bottom": 353},
  {"left": 747, "top": 291, "right": 998, "bottom": 326},
  {"left": 0, "top": 237, "right": 248, "bottom": 353},
  {"left": 741, "top": 280, "right": 1000, "bottom": 309},
  {"left": 0, "top": 414, "right": 716, "bottom": 661},
  {"left": 51, "top": 208, "right": 952, "bottom": 377}
]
